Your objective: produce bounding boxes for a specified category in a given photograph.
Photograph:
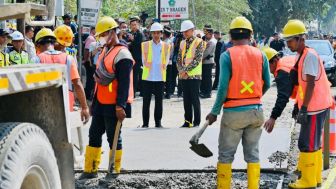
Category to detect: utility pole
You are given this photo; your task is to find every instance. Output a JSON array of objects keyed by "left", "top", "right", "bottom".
[
  {"left": 191, "top": 0, "right": 196, "bottom": 26},
  {"left": 77, "top": 0, "right": 83, "bottom": 77},
  {"left": 0, "top": 0, "right": 5, "bottom": 29},
  {"left": 157, "top": 0, "right": 161, "bottom": 22}
]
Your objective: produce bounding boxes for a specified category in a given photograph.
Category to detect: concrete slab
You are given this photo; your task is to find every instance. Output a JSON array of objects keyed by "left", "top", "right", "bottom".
[{"left": 72, "top": 126, "right": 291, "bottom": 170}]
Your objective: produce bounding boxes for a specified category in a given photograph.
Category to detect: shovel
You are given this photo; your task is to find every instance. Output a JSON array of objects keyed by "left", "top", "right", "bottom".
[{"left": 189, "top": 120, "right": 213, "bottom": 158}]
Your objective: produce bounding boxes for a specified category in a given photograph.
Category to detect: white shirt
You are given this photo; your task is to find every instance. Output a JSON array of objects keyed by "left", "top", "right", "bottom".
[
  {"left": 24, "top": 36, "right": 36, "bottom": 61},
  {"left": 143, "top": 40, "right": 167, "bottom": 81}
]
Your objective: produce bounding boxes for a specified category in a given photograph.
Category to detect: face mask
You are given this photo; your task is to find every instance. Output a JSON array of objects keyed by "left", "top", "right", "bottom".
[{"left": 99, "top": 36, "right": 108, "bottom": 46}]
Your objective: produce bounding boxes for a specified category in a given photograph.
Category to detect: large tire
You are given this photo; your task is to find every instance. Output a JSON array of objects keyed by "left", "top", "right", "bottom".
[{"left": 0, "top": 123, "right": 61, "bottom": 189}]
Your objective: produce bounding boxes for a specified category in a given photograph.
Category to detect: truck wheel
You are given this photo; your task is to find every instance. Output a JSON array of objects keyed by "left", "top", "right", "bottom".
[{"left": 0, "top": 123, "right": 61, "bottom": 189}]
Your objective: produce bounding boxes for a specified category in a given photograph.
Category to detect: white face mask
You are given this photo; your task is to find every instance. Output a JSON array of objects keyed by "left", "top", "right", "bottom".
[{"left": 99, "top": 36, "right": 108, "bottom": 46}]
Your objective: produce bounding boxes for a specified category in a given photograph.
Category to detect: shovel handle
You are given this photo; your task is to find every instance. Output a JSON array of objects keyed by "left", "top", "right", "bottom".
[{"left": 189, "top": 121, "right": 209, "bottom": 144}]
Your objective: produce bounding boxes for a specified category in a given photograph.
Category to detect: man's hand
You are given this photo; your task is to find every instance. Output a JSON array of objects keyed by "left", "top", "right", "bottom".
[
  {"left": 180, "top": 72, "right": 189, "bottom": 79},
  {"left": 206, "top": 113, "right": 217, "bottom": 125},
  {"left": 297, "top": 106, "right": 308, "bottom": 125},
  {"left": 128, "top": 34, "right": 134, "bottom": 41},
  {"left": 264, "top": 118, "right": 275, "bottom": 133},
  {"left": 116, "top": 106, "right": 126, "bottom": 122},
  {"left": 81, "top": 107, "right": 90, "bottom": 124}
]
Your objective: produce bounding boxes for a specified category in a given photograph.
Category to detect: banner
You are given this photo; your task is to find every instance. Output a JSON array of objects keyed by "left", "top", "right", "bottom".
[
  {"left": 160, "top": 0, "right": 189, "bottom": 21},
  {"left": 80, "top": 0, "right": 102, "bottom": 27}
]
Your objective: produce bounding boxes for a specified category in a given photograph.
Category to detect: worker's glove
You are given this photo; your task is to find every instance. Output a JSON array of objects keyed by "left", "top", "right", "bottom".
[
  {"left": 292, "top": 103, "right": 299, "bottom": 119},
  {"left": 297, "top": 106, "right": 308, "bottom": 125}
]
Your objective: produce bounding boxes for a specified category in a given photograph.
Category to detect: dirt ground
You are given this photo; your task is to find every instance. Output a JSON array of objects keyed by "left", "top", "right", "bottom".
[{"left": 75, "top": 85, "right": 336, "bottom": 189}]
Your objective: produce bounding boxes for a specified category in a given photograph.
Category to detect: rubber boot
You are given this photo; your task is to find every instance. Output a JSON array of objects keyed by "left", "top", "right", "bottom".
[
  {"left": 114, "top": 149, "right": 123, "bottom": 173},
  {"left": 247, "top": 163, "right": 260, "bottom": 189},
  {"left": 316, "top": 149, "right": 322, "bottom": 187},
  {"left": 78, "top": 146, "right": 102, "bottom": 180},
  {"left": 294, "top": 153, "right": 302, "bottom": 178},
  {"left": 217, "top": 163, "right": 232, "bottom": 189},
  {"left": 288, "top": 152, "right": 317, "bottom": 189}
]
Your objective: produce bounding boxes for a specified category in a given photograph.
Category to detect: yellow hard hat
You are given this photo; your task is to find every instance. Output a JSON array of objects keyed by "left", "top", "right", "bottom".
[
  {"left": 230, "top": 16, "right": 253, "bottom": 32},
  {"left": 95, "top": 17, "right": 118, "bottom": 37},
  {"left": 262, "top": 47, "right": 278, "bottom": 61},
  {"left": 54, "top": 25, "right": 74, "bottom": 47},
  {"left": 282, "top": 20, "right": 307, "bottom": 38},
  {"left": 35, "top": 28, "right": 56, "bottom": 43}
]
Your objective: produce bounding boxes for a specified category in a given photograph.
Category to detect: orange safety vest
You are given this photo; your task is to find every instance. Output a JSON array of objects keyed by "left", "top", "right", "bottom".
[
  {"left": 224, "top": 45, "right": 264, "bottom": 108},
  {"left": 38, "top": 51, "right": 75, "bottom": 111},
  {"left": 297, "top": 47, "right": 332, "bottom": 112},
  {"left": 141, "top": 41, "right": 171, "bottom": 81},
  {"left": 275, "top": 56, "right": 297, "bottom": 99},
  {"left": 95, "top": 45, "right": 134, "bottom": 105}
]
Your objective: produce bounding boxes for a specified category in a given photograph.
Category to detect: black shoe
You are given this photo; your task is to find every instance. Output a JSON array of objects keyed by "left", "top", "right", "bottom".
[
  {"left": 200, "top": 94, "right": 211, "bottom": 99},
  {"left": 141, "top": 125, "right": 149, "bottom": 128},
  {"left": 193, "top": 124, "right": 200, "bottom": 127},
  {"left": 155, "top": 124, "right": 164, "bottom": 128},
  {"left": 165, "top": 94, "right": 171, "bottom": 99},
  {"left": 78, "top": 172, "right": 98, "bottom": 180},
  {"left": 180, "top": 122, "right": 192, "bottom": 128}
]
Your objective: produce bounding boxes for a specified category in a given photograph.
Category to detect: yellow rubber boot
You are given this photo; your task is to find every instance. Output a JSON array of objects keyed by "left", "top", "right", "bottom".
[
  {"left": 113, "top": 149, "right": 123, "bottom": 173},
  {"left": 217, "top": 163, "right": 232, "bottom": 189},
  {"left": 316, "top": 149, "right": 322, "bottom": 187},
  {"left": 294, "top": 153, "right": 302, "bottom": 177},
  {"left": 247, "top": 163, "right": 260, "bottom": 189},
  {"left": 288, "top": 152, "right": 317, "bottom": 189},
  {"left": 79, "top": 146, "right": 102, "bottom": 179}
]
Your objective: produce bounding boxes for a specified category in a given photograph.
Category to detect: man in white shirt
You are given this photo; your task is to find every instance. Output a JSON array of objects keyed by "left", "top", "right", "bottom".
[
  {"left": 141, "top": 22, "right": 171, "bottom": 128},
  {"left": 24, "top": 25, "right": 36, "bottom": 61}
]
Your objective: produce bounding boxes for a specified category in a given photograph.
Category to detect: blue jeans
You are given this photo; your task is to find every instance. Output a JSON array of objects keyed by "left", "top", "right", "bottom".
[{"left": 218, "top": 109, "right": 264, "bottom": 163}]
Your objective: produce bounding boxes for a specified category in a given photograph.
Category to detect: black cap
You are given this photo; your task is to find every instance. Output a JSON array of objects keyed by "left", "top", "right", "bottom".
[
  {"left": 0, "top": 29, "right": 9, "bottom": 36},
  {"left": 62, "top": 13, "right": 72, "bottom": 20},
  {"left": 214, "top": 31, "right": 220, "bottom": 35},
  {"left": 204, "top": 28, "right": 214, "bottom": 33},
  {"left": 164, "top": 26, "right": 172, "bottom": 33},
  {"left": 204, "top": 24, "right": 212, "bottom": 29}
]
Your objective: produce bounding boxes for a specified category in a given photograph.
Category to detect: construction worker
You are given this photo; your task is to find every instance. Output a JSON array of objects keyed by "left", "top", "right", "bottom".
[
  {"left": 0, "top": 29, "right": 10, "bottom": 67},
  {"left": 8, "top": 31, "right": 30, "bottom": 65},
  {"left": 33, "top": 28, "right": 89, "bottom": 120},
  {"left": 79, "top": 17, "right": 134, "bottom": 179},
  {"left": 262, "top": 47, "right": 296, "bottom": 133},
  {"left": 177, "top": 20, "right": 205, "bottom": 128},
  {"left": 282, "top": 20, "right": 333, "bottom": 189},
  {"left": 206, "top": 16, "right": 271, "bottom": 188},
  {"left": 141, "top": 22, "right": 171, "bottom": 128}
]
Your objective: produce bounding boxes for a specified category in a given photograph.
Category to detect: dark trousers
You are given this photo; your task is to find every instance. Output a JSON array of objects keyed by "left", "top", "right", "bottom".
[
  {"left": 89, "top": 114, "right": 122, "bottom": 150},
  {"left": 182, "top": 79, "right": 201, "bottom": 125},
  {"left": 165, "top": 63, "right": 179, "bottom": 95},
  {"left": 133, "top": 62, "right": 143, "bottom": 95},
  {"left": 200, "top": 64, "right": 213, "bottom": 96},
  {"left": 142, "top": 81, "right": 164, "bottom": 125},
  {"left": 213, "top": 61, "right": 220, "bottom": 90},
  {"left": 298, "top": 110, "right": 328, "bottom": 152},
  {"left": 84, "top": 63, "right": 95, "bottom": 100}
]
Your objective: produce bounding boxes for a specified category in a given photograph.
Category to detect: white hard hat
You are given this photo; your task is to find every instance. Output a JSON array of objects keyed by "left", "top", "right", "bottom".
[
  {"left": 150, "top": 22, "right": 163, "bottom": 32},
  {"left": 10, "top": 31, "right": 24, "bottom": 41},
  {"left": 181, "top": 20, "right": 195, "bottom": 32}
]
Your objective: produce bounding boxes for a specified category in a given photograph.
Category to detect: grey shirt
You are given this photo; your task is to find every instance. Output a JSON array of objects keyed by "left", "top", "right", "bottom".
[{"left": 202, "top": 37, "right": 216, "bottom": 64}]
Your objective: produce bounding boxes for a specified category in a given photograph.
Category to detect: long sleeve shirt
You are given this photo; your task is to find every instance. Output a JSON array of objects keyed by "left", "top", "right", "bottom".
[
  {"left": 211, "top": 50, "right": 271, "bottom": 115},
  {"left": 270, "top": 70, "right": 294, "bottom": 119},
  {"left": 177, "top": 36, "right": 204, "bottom": 80},
  {"left": 202, "top": 37, "right": 216, "bottom": 64},
  {"left": 129, "top": 30, "right": 145, "bottom": 63}
]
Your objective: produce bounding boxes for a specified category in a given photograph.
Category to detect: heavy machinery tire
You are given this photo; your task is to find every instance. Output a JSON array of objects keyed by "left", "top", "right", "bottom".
[{"left": 0, "top": 122, "right": 61, "bottom": 189}]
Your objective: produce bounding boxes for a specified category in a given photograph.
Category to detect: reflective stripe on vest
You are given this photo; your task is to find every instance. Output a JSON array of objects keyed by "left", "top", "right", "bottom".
[
  {"left": 180, "top": 38, "right": 203, "bottom": 76},
  {"left": 141, "top": 41, "right": 171, "bottom": 81},
  {"left": 95, "top": 45, "right": 135, "bottom": 105},
  {"left": 297, "top": 47, "right": 332, "bottom": 112},
  {"left": 9, "top": 50, "right": 29, "bottom": 65},
  {"left": 0, "top": 52, "right": 9, "bottom": 67},
  {"left": 224, "top": 45, "right": 264, "bottom": 108}
]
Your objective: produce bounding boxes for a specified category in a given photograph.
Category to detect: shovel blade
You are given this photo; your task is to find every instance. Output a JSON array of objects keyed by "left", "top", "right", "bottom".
[{"left": 190, "top": 143, "right": 213, "bottom": 158}]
